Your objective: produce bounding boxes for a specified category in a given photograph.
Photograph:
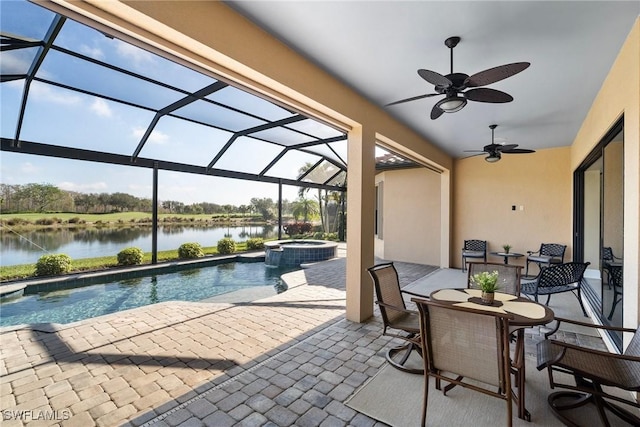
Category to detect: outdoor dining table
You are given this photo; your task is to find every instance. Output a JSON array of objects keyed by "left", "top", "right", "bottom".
[{"left": 429, "top": 288, "right": 554, "bottom": 421}]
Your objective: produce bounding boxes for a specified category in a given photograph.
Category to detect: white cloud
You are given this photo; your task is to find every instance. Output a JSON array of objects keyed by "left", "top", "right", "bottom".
[
  {"left": 131, "top": 127, "right": 169, "bottom": 145},
  {"left": 57, "top": 181, "right": 108, "bottom": 192},
  {"left": 1, "top": 55, "right": 31, "bottom": 75},
  {"left": 20, "top": 162, "right": 40, "bottom": 174},
  {"left": 128, "top": 184, "right": 153, "bottom": 195},
  {"left": 116, "top": 40, "right": 155, "bottom": 67},
  {"left": 30, "top": 84, "right": 82, "bottom": 106},
  {"left": 78, "top": 44, "right": 105, "bottom": 61},
  {"left": 90, "top": 98, "right": 113, "bottom": 117}
]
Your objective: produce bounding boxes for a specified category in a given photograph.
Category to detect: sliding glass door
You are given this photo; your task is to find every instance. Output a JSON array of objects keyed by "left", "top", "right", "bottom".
[{"left": 574, "top": 118, "right": 624, "bottom": 349}]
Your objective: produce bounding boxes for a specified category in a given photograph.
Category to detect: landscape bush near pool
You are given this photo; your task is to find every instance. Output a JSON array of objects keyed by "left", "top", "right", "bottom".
[
  {"left": 35, "top": 254, "right": 72, "bottom": 276},
  {"left": 246, "top": 238, "right": 265, "bottom": 250},
  {"left": 217, "top": 238, "right": 237, "bottom": 255},
  {"left": 117, "top": 247, "right": 144, "bottom": 266},
  {"left": 178, "top": 242, "right": 204, "bottom": 259}
]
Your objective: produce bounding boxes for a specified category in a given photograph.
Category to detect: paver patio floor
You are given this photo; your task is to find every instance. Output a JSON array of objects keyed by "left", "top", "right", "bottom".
[{"left": 0, "top": 247, "right": 603, "bottom": 426}]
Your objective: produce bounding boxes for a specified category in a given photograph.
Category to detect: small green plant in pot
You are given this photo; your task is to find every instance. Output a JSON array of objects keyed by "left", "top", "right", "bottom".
[
  {"left": 502, "top": 244, "right": 512, "bottom": 254},
  {"left": 471, "top": 270, "right": 500, "bottom": 304}
]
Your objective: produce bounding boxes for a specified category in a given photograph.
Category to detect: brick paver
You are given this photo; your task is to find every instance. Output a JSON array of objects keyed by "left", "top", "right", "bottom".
[{"left": 0, "top": 247, "right": 599, "bottom": 426}]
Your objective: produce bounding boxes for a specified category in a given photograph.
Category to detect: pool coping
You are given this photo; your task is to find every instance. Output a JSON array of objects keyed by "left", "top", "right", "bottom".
[
  {"left": 0, "top": 252, "right": 313, "bottom": 334},
  {"left": 0, "top": 251, "right": 265, "bottom": 297}
]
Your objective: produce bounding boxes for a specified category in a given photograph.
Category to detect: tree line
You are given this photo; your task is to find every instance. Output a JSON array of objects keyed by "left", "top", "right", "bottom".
[{"left": 0, "top": 183, "right": 344, "bottom": 233}]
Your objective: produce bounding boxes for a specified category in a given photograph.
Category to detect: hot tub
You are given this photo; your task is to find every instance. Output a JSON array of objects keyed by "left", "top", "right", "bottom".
[{"left": 264, "top": 240, "right": 338, "bottom": 267}]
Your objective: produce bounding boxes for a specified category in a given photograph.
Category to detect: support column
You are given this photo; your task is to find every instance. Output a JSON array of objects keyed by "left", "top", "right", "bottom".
[
  {"left": 346, "top": 125, "right": 376, "bottom": 322},
  {"left": 278, "top": 179, "right": 283, "bottom": 240},
  {"left": 152, "top": 162, "right": 158, "bottom": 264}
]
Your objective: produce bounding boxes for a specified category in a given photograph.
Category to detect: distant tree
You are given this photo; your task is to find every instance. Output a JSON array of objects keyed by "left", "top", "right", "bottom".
[
  {"left": 18, "top": 183, "right": 66, "bottom": 212},
  {"left": 74, "top": 193, "right": 97, "bottom": 213},
  {"left": 250, "top": 197, "right": 275, "bottom": 221},
  {"left": 97, "top": 193, "right": 111, "bottom": 213},
  {"left": 137, "top": 198, "right": 153, "bottom": 212},
  {"left": 110, "top": 192, "right": 139, "bottom": 212}
]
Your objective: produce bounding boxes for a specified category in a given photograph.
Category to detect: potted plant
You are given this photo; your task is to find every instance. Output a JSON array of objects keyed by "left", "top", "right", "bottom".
[
  {"left": 502, "top": 244, "right": 512, "bottom": 254},
  {"left": 471, "top": 270, "right": 500, "bottom": 304}
]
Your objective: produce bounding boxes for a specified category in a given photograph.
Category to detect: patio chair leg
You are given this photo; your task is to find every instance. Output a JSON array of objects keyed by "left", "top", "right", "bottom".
[
  {"left": 386, "top": 343, "right": 424, "bottom": 375},
  {"left": 575, "top": 289, "right": 588, "bottom": 317}
]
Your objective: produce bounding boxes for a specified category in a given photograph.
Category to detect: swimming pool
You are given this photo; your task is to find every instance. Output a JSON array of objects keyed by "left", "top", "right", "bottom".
[{"left": 0, "top": 262, "right": 297, "bottom": 327}]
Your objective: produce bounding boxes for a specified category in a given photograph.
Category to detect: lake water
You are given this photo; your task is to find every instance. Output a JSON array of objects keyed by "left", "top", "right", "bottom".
[{"left": 1, "top": 224, "right": 277, "bottom": 266}]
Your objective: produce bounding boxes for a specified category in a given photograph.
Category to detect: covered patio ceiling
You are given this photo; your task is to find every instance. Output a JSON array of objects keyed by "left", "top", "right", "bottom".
[{"left": 1, "top": 0, "right": 353, "bottom": 193}]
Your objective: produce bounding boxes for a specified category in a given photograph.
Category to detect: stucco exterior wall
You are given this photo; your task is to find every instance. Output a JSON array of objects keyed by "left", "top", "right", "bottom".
[
  {"left": 570, "top": 19, "right": 640, "bottom": 332},
  {"left": 452, "top": 147, "right": 572, "bottom": 271},
  {"left": 375, "top": 168, "right": 441, "bottom": 265}
]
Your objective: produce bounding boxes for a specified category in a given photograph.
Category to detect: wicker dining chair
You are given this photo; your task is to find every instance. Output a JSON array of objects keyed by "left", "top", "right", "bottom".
[
  {"left": 525, "top": 243, "right": 566, "bottom": 277},
  {"left": 467, "top": 262, "right": 522, "bottom": 296},
  {"left": 521, "top": 261, "right": 589, "bottom": 316},
  {"left": 606, "top": 263, "right": 623, "bottom": 320},
  {"left": 602, "top": 246, "right": 623, "bottom": 289},
  {"left": 367, "top": 262, "right": 423, "bottom": 374},
  {"left": 412, "top": 297, "right": 514, "bottom": 427},
  {"left": 461, "top": 239, "right": 487, "bottom": 272},
  {"left": 537, "top": 317, "right": 640, "bottom": 426}
]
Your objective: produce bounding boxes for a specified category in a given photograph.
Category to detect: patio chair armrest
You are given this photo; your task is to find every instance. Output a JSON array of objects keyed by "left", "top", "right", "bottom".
[
  {"left": 526, "top": 250, "right": 539, "bottom": 256},
  {"left": 375, "top": 301, "right": 417, "bottom": 316},
  {"left": 550, "top": 317, "right": 637, "bottom": 335},
  {"left": 410, "top": 296, "right": 431, "bottom": 305},
  {"left": 401, "top": 289, "right": 430, "bottom": 299},
  {"left": 548, "top": 339, "right": 640, "bottom": 363}
]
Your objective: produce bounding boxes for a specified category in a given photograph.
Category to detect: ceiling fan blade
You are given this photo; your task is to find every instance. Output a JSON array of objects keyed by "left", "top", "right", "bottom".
[
  {"left": 463, "top": 150, "right": 487, "bottom": 153},
  {"left": 502, "top": 148, "right": 536, "bottom": 154},
  {"left": 464, "top": 62, "right": 530, "bottom": 87},
  {"left": 497, "top": 144, "right": 519, "bottom": 151},
  {"left": 465, "top": 88, "right": 513, "bottom": 103},
  {"left": 385, "top": 93, "right": 440, "bottom": 107},
  {"left": 430, "top": 104, "right": 444, "bottom": 120},
  {"left": 418, "top": 69, "right": 452, "bottom": 87}
]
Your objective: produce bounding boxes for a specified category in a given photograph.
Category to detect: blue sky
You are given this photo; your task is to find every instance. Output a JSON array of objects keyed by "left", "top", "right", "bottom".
[
  {"left": 1, "top": 0, "right": 350, "bottom": 206},
  {"left": 0, "top": 151, "right": 299, "bottom": 205}
]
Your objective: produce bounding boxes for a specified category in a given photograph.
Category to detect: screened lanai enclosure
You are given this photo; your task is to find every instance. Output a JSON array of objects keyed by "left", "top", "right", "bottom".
[{"left": 1, "top": 0, "right": 349, "bottom": 261}]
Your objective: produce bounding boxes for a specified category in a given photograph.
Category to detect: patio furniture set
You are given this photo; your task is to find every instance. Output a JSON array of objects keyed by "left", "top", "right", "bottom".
[{"left": 367, "top": 251, "right": 638, "bottom": 426}]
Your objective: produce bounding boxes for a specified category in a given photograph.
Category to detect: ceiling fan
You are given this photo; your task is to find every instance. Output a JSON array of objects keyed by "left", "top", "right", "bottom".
[
  {"left": 386, "top": 36, "right": 530, "bottom": 119},
  {"left": 465, "top": 124, "right": 535, "bottom": 162}
]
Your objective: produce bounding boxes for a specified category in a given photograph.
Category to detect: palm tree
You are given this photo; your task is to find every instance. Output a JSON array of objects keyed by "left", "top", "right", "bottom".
[{"left": 291, "top": 198, "right": 319, "bottom": 222}]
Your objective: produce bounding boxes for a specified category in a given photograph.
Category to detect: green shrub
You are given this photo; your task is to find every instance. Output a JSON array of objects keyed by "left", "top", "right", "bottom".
[
  {"left": 246, "top": 238, "right": 265, "bottom": 250},
  {"left": 117, "top": 247, "right": 144, "bottom": 266},
  {"left": 35, "top": 254, "right": 72, "bottom": 276},
  {"left": 35, "top": 218, "right": 56, "bottom": 226},
  {"left": 217, "top": 238, "right": 236, "bottom": 255},
  {"left": 178, "top": 242, "right": 204, "bottom": 259},
  {"left": 283, "top": 222, "right": 312, "bottom": 236}
]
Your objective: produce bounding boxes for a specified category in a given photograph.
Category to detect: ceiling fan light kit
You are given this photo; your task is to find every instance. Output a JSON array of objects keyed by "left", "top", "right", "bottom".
[
  {"left": 465, "top": 124, "right": 536, "bottom": 163},
  {"left": 485, "top": 153, "right": 501, "bottom": 163},
  {"left": 386, "top": 36, "right": 530, "bottom": 120},
  {"left": 435, "top": 95, "right": 466, "bottom": 113}
]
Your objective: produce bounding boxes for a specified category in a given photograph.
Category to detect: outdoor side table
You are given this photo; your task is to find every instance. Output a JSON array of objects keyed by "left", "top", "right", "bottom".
[{"left": 491, "top": 251, "right": 524, "bottom": 265}]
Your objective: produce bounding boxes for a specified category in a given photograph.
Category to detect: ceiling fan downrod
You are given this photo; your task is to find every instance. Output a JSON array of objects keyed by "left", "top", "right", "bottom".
[{"left": 445, "top": 36, "right": 461, "bottom": 75}]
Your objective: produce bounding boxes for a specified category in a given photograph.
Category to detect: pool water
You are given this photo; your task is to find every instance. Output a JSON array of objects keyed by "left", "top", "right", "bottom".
[{"left": 0, "top": 262, "right": 297, "bottom": 327}]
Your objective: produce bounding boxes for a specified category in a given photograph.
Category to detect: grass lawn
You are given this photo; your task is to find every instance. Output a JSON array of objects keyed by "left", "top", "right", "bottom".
[{"left": 0, "top": 243, "right": 251, "bottom": 282}]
